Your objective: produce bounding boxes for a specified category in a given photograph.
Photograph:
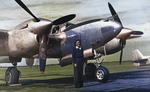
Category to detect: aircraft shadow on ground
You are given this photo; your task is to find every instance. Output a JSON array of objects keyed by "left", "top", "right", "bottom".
[
  {"left": 83, "top": 66, "right": 150, "bottom": 88},
  {"left": 109, "top": 70, "right": 150, "bottom": 82},
  {"left": 1, "top": 66, "right": 150, "bottom": 89},
  {"left": 110, "top": 66, "right": 150, "bottom": 81},
  {"left": 20, "top": 69, "right": 149, "bottom": 85},
  {"left": 20, "top": 76, "right": 74, "bottom": 86},
  {"left": 20, "top": 74, "right": 61, "bottom": 78}
]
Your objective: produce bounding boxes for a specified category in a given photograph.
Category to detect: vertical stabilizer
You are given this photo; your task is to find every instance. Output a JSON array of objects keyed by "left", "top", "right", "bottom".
[
  {"left": 133, "top": 49, "right": 148, "bottom": 66},
  {"left": 133, "top": 49, "right": 144, "bottom": 61}
]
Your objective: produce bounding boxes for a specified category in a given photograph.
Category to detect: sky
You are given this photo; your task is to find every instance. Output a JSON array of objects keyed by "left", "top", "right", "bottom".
[{"left": 0, "top": 0, "right": 150, "bottom": 64}]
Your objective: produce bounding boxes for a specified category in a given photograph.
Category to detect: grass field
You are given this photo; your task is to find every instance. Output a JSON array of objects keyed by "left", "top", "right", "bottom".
[{"left": 0, "top": 61, "right": 136, "bottom": 92}]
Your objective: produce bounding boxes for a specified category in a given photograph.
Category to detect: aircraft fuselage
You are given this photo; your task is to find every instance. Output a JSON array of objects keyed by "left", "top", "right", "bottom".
[{"left": 46, "top": 19, "right": 122, "bottom": 66}]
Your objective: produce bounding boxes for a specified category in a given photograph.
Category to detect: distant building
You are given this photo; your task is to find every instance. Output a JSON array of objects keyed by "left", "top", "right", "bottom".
[{"left": 0, "top": 58, "right": 59, "bottom": 67}]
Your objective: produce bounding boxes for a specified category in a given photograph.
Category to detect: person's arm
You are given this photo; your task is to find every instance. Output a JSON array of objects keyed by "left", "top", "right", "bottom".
[
  {"left": 72, "top": 48, "right": 76, "bottom": 64},
  {"left": 72, "top": 48, "right": 77, "bottom": 67}
]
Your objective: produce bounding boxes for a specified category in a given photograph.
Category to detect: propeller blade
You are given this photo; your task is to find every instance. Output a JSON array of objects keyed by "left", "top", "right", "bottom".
[
  {"left": 127, "top": 31, "right": 144, "bottom": 39},
  {"left": 108, "top": 2, "right": 122, "bottom": 25},
  {"left": 119, "top": 48, "right": 123, "bottom": 65},
  {"left": 15, "top": 0, "right": 40, "bottom": 22},
  {"left": 39, "top": 34, "right": 47, "bottom": 73},
  {"left": 39, "top": 58, "right": 46, "bottom": 74},
  {"left": 119, "top": 38, "right": 125, "bottom": 65},
  {"left": 131, "top": 31, "right": 143, "bottom": 35},
  {"left": 53, "top": 14, "right": 76, "bottom": 25},
  {"left": 108, "top": 2, "right": 117, "bottom": 16}
]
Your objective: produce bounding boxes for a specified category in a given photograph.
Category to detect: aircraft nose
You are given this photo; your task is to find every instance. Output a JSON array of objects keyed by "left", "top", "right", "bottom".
[
  {"left": 101, "top": 20, "right": 122, "bottom": 43},
  {"left": 33, "top": 18, "right": 52, "bottom": 36}
]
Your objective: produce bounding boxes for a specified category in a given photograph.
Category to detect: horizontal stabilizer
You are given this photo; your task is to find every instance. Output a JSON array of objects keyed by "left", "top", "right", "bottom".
[{"left": 133, "top": 59, "right": 147, "bottom": 63}]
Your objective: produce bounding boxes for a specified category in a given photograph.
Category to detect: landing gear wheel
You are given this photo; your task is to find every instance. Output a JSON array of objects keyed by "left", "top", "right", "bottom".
[
  {"left": 95, "top": 66, "right": 109, "bottom": 83},
  {"left": 85, "top": 63, "right": 96, "bottom": 78},
  {"left": 5, "top": 67, "right": 19, "bottom": 86}
]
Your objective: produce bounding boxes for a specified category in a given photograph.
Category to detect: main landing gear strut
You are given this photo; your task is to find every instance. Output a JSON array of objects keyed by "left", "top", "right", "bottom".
[
  {"left": 5, "top": 58, "right": 21, "bottom": 86},
  {"left": 85, "top": 49, "right": 110, "bottom": 83}
]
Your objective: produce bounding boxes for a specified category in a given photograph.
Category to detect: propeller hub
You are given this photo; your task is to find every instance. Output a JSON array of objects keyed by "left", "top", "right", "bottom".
[
  {"left": 33, "top": 18, "right": 52, "bottom": 36},
  {"left": 116, "top": 28, "right": 132, "bottom": 39}
]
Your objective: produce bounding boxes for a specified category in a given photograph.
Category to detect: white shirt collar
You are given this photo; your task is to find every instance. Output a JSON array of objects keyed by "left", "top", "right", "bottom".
[{"left": 76, "top": 46, "right": 81, "bottom": 50}]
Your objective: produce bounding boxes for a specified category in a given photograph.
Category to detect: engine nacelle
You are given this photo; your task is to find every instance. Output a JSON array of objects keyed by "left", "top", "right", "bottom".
[{"left": 95, "top": 38, "right": 125, "bottom": 55}]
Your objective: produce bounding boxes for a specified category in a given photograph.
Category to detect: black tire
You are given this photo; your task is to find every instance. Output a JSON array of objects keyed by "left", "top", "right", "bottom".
[
  {"left": 5, "top": 67, "right": 19, "bottom": 86},
  {"left": 95, "top": 66, "right": 109, "bottom": 83},
  {"left": 85, "top": 63, "right": 96, "bottom": 78}
]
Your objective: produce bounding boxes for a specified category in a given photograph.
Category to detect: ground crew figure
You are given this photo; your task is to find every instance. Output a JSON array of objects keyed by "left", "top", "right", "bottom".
[{"left": 72, "top": 40, "right": 84, "bottom": 88}]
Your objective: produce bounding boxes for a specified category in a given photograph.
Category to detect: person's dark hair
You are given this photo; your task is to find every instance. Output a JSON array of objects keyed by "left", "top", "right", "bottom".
[{"left": 74, "top": 39, "right": 82, "bottom": 46}]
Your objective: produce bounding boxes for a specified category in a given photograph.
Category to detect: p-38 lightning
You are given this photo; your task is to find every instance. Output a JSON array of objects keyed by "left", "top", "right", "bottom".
[{"left": 0, "top": 0, "right": 143, "bottom": 85}]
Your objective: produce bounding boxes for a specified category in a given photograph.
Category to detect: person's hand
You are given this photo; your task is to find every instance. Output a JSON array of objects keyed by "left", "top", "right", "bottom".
[{"left": 74, "top": 63, "right": 77, "bottom": 67}]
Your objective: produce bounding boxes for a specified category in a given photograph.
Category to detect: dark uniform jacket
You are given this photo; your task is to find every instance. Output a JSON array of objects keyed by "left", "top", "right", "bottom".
[{"left": 72, "top": 46, "right": 84, "bottom": 64}]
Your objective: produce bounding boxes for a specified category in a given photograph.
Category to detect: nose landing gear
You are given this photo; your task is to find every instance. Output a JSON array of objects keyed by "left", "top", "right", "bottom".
[
  {"left": 94, "top": 50, "right": 110, "bottom": 83},
  {"left": 95, "top": 66, "right": 109, "bottom": 83}
]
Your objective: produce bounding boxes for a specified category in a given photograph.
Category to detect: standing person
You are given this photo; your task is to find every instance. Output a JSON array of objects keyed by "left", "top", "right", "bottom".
[{"left": 72, "top": 40, "right": 84, "bottom": 88}]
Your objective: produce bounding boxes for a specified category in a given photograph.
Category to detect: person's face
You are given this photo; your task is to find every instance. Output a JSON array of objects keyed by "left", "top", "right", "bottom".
[{"left": 76, "top": 41, "right": 81, "bottom": 47}]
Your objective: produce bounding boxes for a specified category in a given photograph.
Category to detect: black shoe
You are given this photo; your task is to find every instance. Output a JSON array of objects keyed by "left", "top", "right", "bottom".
[
  {"left": 80, "top": 82, "right": 83, "bottom": 87},
  {"left": 80, "top": 84, "right": 83, "bottom": 87},
  {"left": 75, "top": 85, "right": 81, "bottom": 88}
]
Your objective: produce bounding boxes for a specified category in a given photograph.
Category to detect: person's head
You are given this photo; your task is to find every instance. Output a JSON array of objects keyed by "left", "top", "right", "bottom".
[{"left": 74, "top": 40, "right": 82, "bottom": 47}]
